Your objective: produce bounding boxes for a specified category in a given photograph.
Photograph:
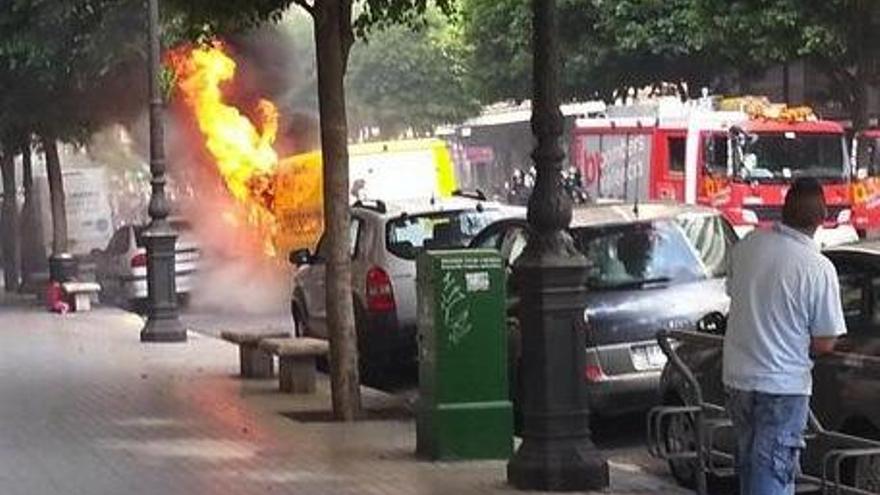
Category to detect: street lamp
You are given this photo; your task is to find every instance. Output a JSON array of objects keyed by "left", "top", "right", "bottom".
[
  {"left": 506, "top": 0, "right": 609, "bottom": 490},
  {"left": 140, "top": 0, "right": 186, "bottom": 343}
]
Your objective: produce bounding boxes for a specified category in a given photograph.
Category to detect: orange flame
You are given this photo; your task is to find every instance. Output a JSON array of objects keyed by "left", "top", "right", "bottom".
[{"left": 170, "top": 42, "right": 282, "bottom": 256}]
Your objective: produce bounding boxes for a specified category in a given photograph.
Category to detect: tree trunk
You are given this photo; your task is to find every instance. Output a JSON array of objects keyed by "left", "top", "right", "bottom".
[
  {"left": 782, "top": 63, "right": 790, "bottom": 105},
  {"left": 18, "top": 144, "right": 46, "bottom": 291},
  {"left": 42, "top": 136, "right": 68, "bottom": 255},
  {"left": 313, "top": 0, "right": 362, "bottom": 421},
  {"left": 851, "top": 78, "right": 870, "bottom": 132},
  {"left": 1, "top": 148, "right": 20, "bottom": 291}
]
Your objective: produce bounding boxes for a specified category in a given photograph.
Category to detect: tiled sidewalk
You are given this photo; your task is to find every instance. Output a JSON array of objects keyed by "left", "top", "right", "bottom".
[{"left": 0, "top": 295, "right": 689, "bottom": 495}]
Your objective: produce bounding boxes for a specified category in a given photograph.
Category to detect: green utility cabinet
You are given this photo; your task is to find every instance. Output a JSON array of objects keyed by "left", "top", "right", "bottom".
[{"left": 416, "top": 249, "right": 513, "bottom": 460}]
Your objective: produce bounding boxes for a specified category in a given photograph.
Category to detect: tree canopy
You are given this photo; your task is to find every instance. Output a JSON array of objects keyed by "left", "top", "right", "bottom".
[
  {"left": 694, "top": 0, "right": 880, "bottom": 127},
  {"left": 346, "top": 12, "right": 479, "bottom": 137},
  {"left": 0, "top": 0, "right": 147, "bottom": 145},
  {"left": 460, "top": 0, "right": 880, "bottom": 127}
]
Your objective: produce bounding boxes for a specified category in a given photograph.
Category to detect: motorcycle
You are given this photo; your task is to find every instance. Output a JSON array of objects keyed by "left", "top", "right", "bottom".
[{"left": 505, "top": 166, "right": 591, "bottom": 206}]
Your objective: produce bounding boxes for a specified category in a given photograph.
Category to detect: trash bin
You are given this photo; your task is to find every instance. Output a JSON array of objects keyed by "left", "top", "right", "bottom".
[
  {"left": 416, "top": 249, "right": 513, "bottom": 460},
  {"left": 48, "top": 253, "right": 78, "bottom": 283}
]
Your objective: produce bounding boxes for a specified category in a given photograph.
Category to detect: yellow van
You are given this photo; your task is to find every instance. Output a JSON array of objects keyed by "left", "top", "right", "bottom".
[{"left": 272, "top": 138, "right": 457, "bottom": 254}]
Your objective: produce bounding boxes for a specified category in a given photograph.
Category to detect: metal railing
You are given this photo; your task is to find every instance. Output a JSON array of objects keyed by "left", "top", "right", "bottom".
[{"left": 646, "top": 329, "right": 880, "bottom": 495}]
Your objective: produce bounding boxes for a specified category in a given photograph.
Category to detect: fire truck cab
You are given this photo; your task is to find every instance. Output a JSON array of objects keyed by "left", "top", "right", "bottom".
[
  {"left": 572, "top": 97, "right": 857, "bottom": 247},
  {"left": 852, "top": 129, "right": 880, "bottom": 236}
]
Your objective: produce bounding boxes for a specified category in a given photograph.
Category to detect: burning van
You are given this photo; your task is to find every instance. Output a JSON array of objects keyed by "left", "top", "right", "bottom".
[
  {"left": 170, "top": 43, "right": 459, "bottom": 260},
  {"left": 270, "top": 138, "right": 457, "bottom": 255}
]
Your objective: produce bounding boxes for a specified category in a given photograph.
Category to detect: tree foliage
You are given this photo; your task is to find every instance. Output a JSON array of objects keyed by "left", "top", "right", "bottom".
[
  {"left": 461, "top": 0, "right": 880, "bottom": 126},
  {"left": 346, "top": 13, "right": 479, "bottom": 136},
  {"left": 459, "top": 0, "right": 531, "bottom": 102},
  {"left": 694, "top": 0, "right": 880, "bottom": 127},
  {"left": 459, "top": 0, "right": 718, "bottom": 103},
  {"left": 0, "top": 0, "right": 147, "bottom": 143},
  {"left": 165, "top": 0, "right": 457, "bottom": 43},
  {"left": 0, "top": 0, "right": 148, "bottom": 255}
]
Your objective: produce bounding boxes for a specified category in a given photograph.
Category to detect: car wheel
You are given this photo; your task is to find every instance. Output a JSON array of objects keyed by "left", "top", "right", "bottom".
[
  {"left": 95, "top": 273, "right": 118, "bottom": 306},
  {"left": 353, "top": 302, "right": 387, "bottom": 386},
  {"left": 176, "top": 293, "right": 191, "bottom": 309},
  {"left": 128, "top": 298, "right": 149, "bottom": 315},
  {"left": 853, "top": 453, "right": 880, "bottom": 493},
  {"left": 662, "top": 395, "right": 698, "bottom": 489},
  {"left": 292, "top": 300, "right": 326, "bottom": 371},
  {"left": 843, "top": 425, "right": 880, "bottom": 491}
]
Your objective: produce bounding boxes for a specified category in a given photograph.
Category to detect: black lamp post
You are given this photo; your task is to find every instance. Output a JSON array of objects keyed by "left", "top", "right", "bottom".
[
  {"left": 140, "top": 0, "right": 185, "bottom": 343},
  {"left": 506, "top": 0, "right": 609, "bottom": 490}
]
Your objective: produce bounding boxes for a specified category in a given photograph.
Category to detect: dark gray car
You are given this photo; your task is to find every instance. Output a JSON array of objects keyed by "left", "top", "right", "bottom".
[
  {"left": 470, "top": 202, "right": 737, "bottom": 416},
  {"left": 658, "top": 241, "right": 880, "bottom": 491}
]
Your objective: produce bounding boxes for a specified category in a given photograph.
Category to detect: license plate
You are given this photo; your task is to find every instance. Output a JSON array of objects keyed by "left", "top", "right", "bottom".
[{"left": 631, "top": 344, "right": 667, "bottom": 371}]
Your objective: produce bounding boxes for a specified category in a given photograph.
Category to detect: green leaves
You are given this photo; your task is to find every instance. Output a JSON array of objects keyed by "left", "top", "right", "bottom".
[
  {"left": 354, "top": 0, "right": 456, "bottom": 38},
  {"left": 459, "top": 0, "right": 532, "bottom": 103},
  {"left": 0, "top": 0, "right": 148, "bottom": 141},
  {"left": 346, "top": 13, "right": 480, "bottom": 135}
]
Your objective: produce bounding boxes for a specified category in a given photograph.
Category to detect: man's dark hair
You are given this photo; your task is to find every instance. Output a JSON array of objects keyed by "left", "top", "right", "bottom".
[{"left": 782, "top": 178, "right": 827, "bottom": 231}]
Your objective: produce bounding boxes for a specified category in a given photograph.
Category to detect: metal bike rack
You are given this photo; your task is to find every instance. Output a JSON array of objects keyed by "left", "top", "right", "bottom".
[{"left": 647, "top": 329, "right": 880, "bottom": 495}]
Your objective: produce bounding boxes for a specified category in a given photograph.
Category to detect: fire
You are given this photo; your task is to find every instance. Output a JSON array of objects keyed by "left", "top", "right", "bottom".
[{"left": 169, "top": 42, "right": 283, "bottom": 256}]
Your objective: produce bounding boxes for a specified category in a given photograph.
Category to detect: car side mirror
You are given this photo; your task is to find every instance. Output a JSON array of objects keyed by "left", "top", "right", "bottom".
[
  {"left": 697, "top": 311, "right": 727, "bottom": 335},
  {"left": 289, "top": 248, "right": 312, "bottom": 267}
]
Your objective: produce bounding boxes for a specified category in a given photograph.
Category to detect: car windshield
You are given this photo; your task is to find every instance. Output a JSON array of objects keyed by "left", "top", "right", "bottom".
[
  {"left": 571, "top": 220, "right": 706, "bottom": 289},
  {"left": 738, "top": 133, "right": 846, "bottom": 181},
  {"left": 386, "top": 208, "right": 505, "bottom": 259},
  {"left": 856, "top": 136, "right": 880, "bottom": 176},
  {"left": 675, "top": 214, "right": 735, "bottom": 278}
]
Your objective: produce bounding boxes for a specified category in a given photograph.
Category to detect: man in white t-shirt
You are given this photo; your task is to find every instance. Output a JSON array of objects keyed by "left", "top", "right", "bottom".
[{"left": 723, "top": 178, "right": 847, "bottom": 495}]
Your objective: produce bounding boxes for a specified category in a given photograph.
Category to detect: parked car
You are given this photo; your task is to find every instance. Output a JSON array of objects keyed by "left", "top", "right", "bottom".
[
  {"left": 93, "top": 218, "right": 200, "bottom": 311},
  {"left": 289, "top": 193, "right": 524, "bottom": 376},
  {"left": 468, "top": 202, "right": 737, "bottom": 416},
  {"left": 657, "top": 241, "right": 880, "bottom": 491}
]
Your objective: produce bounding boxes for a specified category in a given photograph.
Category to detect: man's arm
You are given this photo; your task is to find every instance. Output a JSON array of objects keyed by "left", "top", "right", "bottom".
[
  {"left": 811, "top": 336, "right": 838, "bottom": 356},
  {"left": 809, "top": 259, "right": 847, "bottom": 356}
]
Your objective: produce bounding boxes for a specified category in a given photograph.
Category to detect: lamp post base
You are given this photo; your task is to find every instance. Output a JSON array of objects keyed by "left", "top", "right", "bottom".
[
  {"left": 139, "top": 230, "right": 186, "bottom": 343},
  {"left": 140, "top": 316, "right": 187, "bottom": 342},
  {"left": 508, "top": 437, "right": 609, "bottom": 491},
  {"left": 506, "top": 255, "right": 609, "bottom": 491}
]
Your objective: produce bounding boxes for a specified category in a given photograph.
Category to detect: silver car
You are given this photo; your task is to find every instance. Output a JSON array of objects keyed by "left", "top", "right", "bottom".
[
  {"left": 469, "top": 202, "right": 736, "bottom": 416},
  {"left": 93, "top": 218, "right": 200, "bottom": 310},
  {"left": 289, "top": 194, "right": 524, "bottom": 374}
]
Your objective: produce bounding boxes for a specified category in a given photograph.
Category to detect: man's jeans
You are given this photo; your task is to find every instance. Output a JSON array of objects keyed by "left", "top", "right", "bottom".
[{"left": 726, "top": 388, "right": 809, "bottom": 495}]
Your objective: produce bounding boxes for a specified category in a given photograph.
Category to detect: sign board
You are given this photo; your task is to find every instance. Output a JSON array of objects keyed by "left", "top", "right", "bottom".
[{"left": 36, "top": 168, "right": 114, "bottom": 255}]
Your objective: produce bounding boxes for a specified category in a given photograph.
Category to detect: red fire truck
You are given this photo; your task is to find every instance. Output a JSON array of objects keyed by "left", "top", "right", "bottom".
[
  {"left": 852, "top": 129, "right": 880, "bottom": 236},
  {"left": 571, "top": 97, "right": 858, "bottom": 246}
]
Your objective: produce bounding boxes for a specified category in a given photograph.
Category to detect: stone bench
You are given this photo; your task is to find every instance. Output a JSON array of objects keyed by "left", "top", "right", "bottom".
[
  {"left": 61, "top": 282, "right": 101, "bottom": 312},
  {"left": 220, "top": 329, "right": 290, "bottom": 379},
  {"left": 258, "top": 338, "right": 330, "bottom": 394}
]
